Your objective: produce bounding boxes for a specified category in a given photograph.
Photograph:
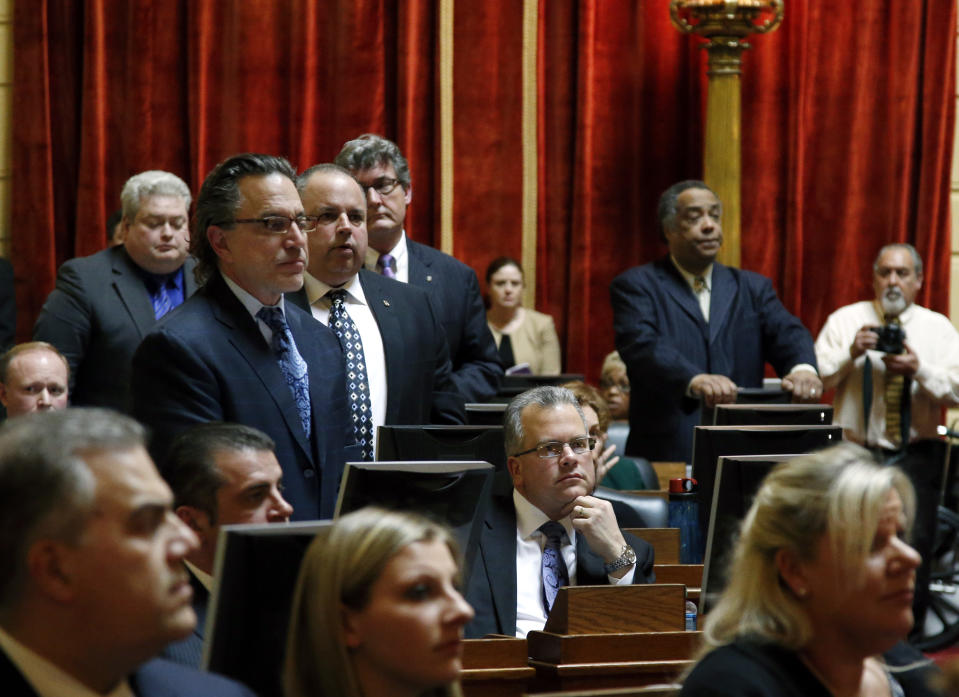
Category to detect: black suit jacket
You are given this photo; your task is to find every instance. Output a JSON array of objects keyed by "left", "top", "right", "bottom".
[
  {"left": 131, "top": 273, "right": 359, "bottom": 520},
  {"left": 610, "top": 257, "right": 817, "bottom": 463},
  {"left": 160, "top": 570, "right": 207, "bottom": 669},
  {"left": 287, "top": 269, "right": 465, "bottom": 425},
  {"left": 464, "top": 491, "right": 655, "bottom": 638},
  {"left": 0, "top": 646, "right": 255, "bottom": 697},
  {"left": 406, "top": 240, "right": 503, "bottom": 403},
  {"left": 33, "top": 246, "right": 198, "bottom": 412}
]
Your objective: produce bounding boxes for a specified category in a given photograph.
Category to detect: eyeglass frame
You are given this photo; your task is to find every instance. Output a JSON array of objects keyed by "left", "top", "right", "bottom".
[
  {"left": 214, "top": 214, "right": 319, "bottom": 234},
  {"left": 510, "top": 436, "right": 597, "bottom": 459},
  {"left": 358, "top": 176, "right": 402, "bottom": 197}
]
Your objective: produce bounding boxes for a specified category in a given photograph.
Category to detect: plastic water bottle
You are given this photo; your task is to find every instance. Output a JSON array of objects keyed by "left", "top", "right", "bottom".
[
  {"left": 668, "top": 477, "right": 704, "bottom": 564},
  {"left": 685, "top": 600, "right": 698, "bottom": 631}
]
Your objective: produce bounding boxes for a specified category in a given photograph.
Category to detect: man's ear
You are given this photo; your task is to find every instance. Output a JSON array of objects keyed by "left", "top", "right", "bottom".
[
  {"left": 403, "top": 184, "right": 412, "bottom": 206},
  {"left": 775, "top": 547, "right": 810, "bottom": 599},
  {"left": 176, "top": 506, "right": 211, "bottom": 534},
  {"left": 0, "top": 382, "right": 8, "bottom": 409},
  {"left": 26, "top": 540, "right": 79, "bottom": 604},
  {"left": 507, "top": 456, "right": 522, "bottom": 489},
  {"left": 207, "top": 226, "right": 230, "bottom": 262}
]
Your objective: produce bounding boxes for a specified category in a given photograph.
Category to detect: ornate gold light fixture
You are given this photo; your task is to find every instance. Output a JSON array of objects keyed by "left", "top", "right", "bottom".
[{"left": 669, "top": 0, "right": 783, "bottom": 268}]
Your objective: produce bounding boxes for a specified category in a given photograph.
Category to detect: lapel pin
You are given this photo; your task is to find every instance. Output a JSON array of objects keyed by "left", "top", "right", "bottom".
[
  {"left": 426, "top": 275, "right": 433, "bottom": 282},
  {"left": 383, "top": 299, "right": 391, "bottom": 307}
]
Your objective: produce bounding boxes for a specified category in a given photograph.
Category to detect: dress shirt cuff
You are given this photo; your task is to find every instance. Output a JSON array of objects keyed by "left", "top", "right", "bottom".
[
  {"left": 788, "top": 363, "right": 818, "bottom": 376},
  {"left": 608, "top": 565, "right": 636, "bottom": 585}
]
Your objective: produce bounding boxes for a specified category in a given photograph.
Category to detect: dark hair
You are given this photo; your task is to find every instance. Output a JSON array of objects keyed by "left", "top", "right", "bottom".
[
  {"left": 657, "top": 179, "right": 718, "bottom": 241},
  {"left": 0, "top": 342, "right": 69, "bottom": 384},
  {"left": 0, "top": 409, "right": 145, "bottom": 613},
  {"left": 163, "top": 422, "right": 276, "bottom": 523},
  {"left": 485, "top": 256, "right": 523, "bottom": 285},
  {"left": 334, "top": 134, "right": 411, "bottom": 189},
  {"left": 296, "top": 163, "right": 358, "bottom": 195},
  {"left": 106, "top": 210, "right": 123, "bottom": 241},
  {"left": 192, "top": 153, "right": 297, "bottom": 286}
]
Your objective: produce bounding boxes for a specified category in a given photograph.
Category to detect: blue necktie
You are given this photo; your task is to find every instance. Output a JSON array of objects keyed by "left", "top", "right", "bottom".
[
  {"left": 151, "top": 278, "right": 174, "bottom": 319},
  {"left": 540, "top": 521, "right": 569, "bottom": 614},
  {"left": 378, "top": 253, "right": 397, "bottom": 279},
  {"left": 327, "top": 290, "right": 374, "bottom": 460},
  {"left": 256, "top": 306, "right": 311, "bottom": 439}
]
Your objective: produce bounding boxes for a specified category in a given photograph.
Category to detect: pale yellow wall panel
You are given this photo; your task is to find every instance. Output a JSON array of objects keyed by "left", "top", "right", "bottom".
[
  {"left": 0, "top": 24, "right": 11, "bottom": 86},
  {"left": 951, "top": 255, "right": 959, "bottom": 330},
  {"left": 951, "top": 192, "right": 959, "bottom": 252},
  {"left": 0, "top": 0, "right": 11, "bottom": 23}
]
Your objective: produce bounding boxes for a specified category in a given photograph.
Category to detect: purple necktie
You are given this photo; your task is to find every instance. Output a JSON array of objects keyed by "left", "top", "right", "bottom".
[
  {"left": 378, "top": 253, "right": 397, "bottom": 279},
  {"left": 540, "top": 521, "right": 569, "bottom": 614}
]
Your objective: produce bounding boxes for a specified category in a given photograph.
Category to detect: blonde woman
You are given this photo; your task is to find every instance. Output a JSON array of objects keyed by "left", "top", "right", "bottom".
[{"left": 285, "top": 508, "right": 474, "bottom": 697}]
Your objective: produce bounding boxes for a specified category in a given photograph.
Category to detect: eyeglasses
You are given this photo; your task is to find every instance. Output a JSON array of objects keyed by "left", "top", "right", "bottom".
[
  {"left": 218, "top": 215, "right": 319, "bottom": 234},
  {"left": 599, "top": 380, "right": 630, "bottom": 393},
  {"left": 510, "top": 436, "right": 596, "bottom": 459},
  {"left": 359, "top": 177, "right": 401, "bottom": 196}
]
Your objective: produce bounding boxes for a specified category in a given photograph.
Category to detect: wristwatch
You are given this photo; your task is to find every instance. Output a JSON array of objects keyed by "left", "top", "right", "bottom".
[{"left": 603, "top": 544, "right": 637, "bottom": 574}]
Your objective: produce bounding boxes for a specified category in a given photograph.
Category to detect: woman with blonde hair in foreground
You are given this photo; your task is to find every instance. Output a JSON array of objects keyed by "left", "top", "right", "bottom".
[
  {"left": 284, "top": 508, "right": 474, "bottom": 697},
  {"left": 681, "top": 443, "right": 937, "bottom": 697}
]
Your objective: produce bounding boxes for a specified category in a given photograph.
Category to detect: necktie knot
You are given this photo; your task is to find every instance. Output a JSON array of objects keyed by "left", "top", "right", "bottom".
[
  {"left": 540, "top": 521, "right": 566, "bottom": 546},
  {"left": 328, "top": 289, "right": 347, "bottom": 306},
  {"left": 378, "top": 253, "right": 397, "bottom": 279},
  {"left": 693, "top": 276, "right": 707, "bottom": 293}
]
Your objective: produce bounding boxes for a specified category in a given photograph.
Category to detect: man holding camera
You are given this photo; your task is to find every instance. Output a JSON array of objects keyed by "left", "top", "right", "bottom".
[{"left": 815, "top": 243, "right": 959, "bottom": 449}]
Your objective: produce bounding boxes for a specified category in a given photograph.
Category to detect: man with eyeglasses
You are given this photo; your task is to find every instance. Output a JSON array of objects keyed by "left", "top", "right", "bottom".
[
  {"left": 335, "top": 134, "right": 503, "bottom": 403},
  {"left": 464, "top": 385, "right": 654, "bottom": 638},
  {"left": 34, "top": 170, "right": 197, "bottom": 412},
  {"left": 131, "top": 153, "right": 359, "bottom": 521},
  {"left": 286, "top": 164, "right": 465, "bottom": 459}
]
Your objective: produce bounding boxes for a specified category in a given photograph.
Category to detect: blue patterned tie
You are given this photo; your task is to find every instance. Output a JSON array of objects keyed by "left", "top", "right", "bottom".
[
  {"left": 327, "top": 290, "right": 374, "bottom": 460},
  {"left": 540, "top": 521, "right": 569, "bottom": 614},
  {"left": 256, "top": 306, "right": 311, "bottom": 439},
  {"left": 151, "top": 278, "right": 174, "bottom": 319}
]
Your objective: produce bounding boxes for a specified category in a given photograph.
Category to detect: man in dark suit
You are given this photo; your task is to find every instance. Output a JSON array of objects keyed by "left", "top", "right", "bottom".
[
  {"left": 334, "top": 134, "right": 502, "bottom": 403},
  {"left": 0, "top": 409, "right": 255, "bottom": 697},
  {"left": 287, "top": 164, "right": 464, "bottom": 454},
  {"left": 131, "top": 153, "right": 358, "bottom": 520},
  {"left": 34, "top": 170, "right": 197, "bottom": 412},
  {"left": 610, "top": 180, "right": 822, "bottom": 464},
  {"left": 464, "top": 386, "right": 655, "bottom": 638},
  {"left": 160, "top": 422, "right": 293, "bottom": 668}
]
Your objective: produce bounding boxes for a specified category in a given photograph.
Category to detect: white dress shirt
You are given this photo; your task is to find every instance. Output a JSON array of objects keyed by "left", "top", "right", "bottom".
[
  {"left": 221, "top": 272, "right": 291, "bottom": 346},
  {"left": 303, "top": 273, "right": 388, "bottom": 449},
  {"left": 364, "top": 231, "right": 410, "bottom": 283},
  {"left": 512, "top": 489, "right": 634, "bottom": 638},
  {"left": 670, "top": 256, "right": 713, "bottom": 321},
  {"left": 0, "top": 626, "right": 134, "bottom": 697},
  {"left": 815, "top": 300, "right": 959, "bottom": 448}
]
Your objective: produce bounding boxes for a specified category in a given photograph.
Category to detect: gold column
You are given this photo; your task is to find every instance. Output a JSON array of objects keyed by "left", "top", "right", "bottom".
[
  {"left": 670, "top": 1, "right": 783, "bottom": 269},
  {"left": 521, "top": 0, "right": 538, "bottom": 306},
  {"left": 439, "top": 0, "right": 455, "bottom": 256}
]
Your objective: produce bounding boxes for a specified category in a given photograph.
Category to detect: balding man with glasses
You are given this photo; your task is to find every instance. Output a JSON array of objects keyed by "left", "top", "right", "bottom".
[
  {"left": 464, "top": 385, "right": 654, "bottom": 638},
  {"left": 132, "top": 153, "right": 359, "bottom": 521}
]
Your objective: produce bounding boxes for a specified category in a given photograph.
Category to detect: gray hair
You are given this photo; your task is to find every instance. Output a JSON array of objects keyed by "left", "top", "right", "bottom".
[
  {"left": 164, "top": 422, "right": 276, "bottom": 523},
  {"left": 120, "top": 170, "right": 191, "bottom": 221},
  {"left": 0, "top": 408, "right": 147, "bottom": 614},
  {"left": 334, "top": 134, "right": 411, "bottom": 189},
  {"left": 503, "top": 386, "right": 587, "bottom": 456},
  {"left": 874, "top": 243, "right": 923, "bottom": 276},
  {"left": 191, "top": 153, "right": 297, "bottom": 286},
  {"left": 657, "top": 179, "right": 719, "bottom": 240}
]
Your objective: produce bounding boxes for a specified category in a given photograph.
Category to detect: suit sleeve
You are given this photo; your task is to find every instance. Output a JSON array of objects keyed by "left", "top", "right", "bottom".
[
  {"left": 610, "top": 271, "right": 704, "bottom": 401},
  {"left": 33, "top": 260, "right": 92, "bottom": 391},
  {"left": 448, "top": 269, "right": 503, "bottom": 403},
  {"left": 624, "top": 530, "right": 656, "bottom": 584},
  {"left": 131, "top": 329, "right": 225, "bottom": 468},
  {"left": 752, "top": 275, "right": 818, "bottom": 376},
  {"left": 0, "top": 259, "right": 15, "bottom": 350},
  {"left": 426, "top": 298, "right": 467, "bottom": 424}
]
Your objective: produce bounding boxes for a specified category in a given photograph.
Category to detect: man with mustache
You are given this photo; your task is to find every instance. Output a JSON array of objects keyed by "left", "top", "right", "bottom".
[
  {"left": 611, "top": 180, "right": 821, "bottom": 464},
  {"left": 132, "top": 153, "right": 359, "bottom": 521},
  {"left": 464, "top": 386, "right": 654, "bottom": 638},
  {"left": 815, "top": 243, "right": 959, "bottom": 449},
  {"left": 0, "top": 409, "right": 254, "bottom": 696},
  {"left": 287, "top": 165, "right": 464, "bottom": 460}
]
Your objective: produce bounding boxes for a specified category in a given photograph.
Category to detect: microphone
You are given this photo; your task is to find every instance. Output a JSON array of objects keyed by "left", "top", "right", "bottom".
[{"left": 937, "top": 425, "right": 959, "bottom": 439}]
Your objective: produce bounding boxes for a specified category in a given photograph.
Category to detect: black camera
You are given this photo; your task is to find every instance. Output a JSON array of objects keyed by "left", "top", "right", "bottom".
[{"left": 874, "top": 323, "right": 905, "bottom": 354}]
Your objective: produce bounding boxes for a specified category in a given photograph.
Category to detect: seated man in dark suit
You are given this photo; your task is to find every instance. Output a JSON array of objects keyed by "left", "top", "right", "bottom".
[
  {"left": 0, "top": 409, "right": 254, "bottom": 696},
  {"left": 287, "top": 164, "right": 464, "bottom": 459},
  {"left": 465, "top": 386, "right": 655, "bottom": 638},
  {"left": 160, "top": 422, "right": 293, "bottom": 668},
  {"left": 610, "top": 180, "right": 822, "bottom": 464},
  {"left": 131, "top": 153, "right": 359, "bottom": 520},
  {"left": 335, "top": 134, "right": 503, "bottom": 403},
  {"left": 34, "top": 170, "right": 197, "bottom": 412}
]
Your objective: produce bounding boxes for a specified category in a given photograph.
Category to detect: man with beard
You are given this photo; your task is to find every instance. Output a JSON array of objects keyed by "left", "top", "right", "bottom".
[{"left": 815, "top": 243, "right": 959, "bottom": 448}]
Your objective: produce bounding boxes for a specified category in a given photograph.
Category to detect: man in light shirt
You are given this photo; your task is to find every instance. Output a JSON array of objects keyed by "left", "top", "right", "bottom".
[{"left": 0, "top": 408, "right": 254, "bottom": 696}]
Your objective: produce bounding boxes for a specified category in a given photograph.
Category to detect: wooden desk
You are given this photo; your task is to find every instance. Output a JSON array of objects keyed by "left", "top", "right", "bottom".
[
  {"left": 461, "top": 636, "right": 535, "bottom": 697},
  {"left": 625, "top": 528, "right": 680, "bottom": 564},
  {"left": 653, "top": 564, "right": 703, "bottom": 600}
]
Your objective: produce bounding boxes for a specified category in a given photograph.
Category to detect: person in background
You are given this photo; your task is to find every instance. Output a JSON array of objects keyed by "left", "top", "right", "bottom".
[
  {"left": 106, "top": 209, "right": 124, "bottom": 247},
  {"left": 284, "top": 507, "right": 473, "bottom": 697},
  {"left": 0, "top": 341, "right": 69, "bottom": 417},
  {"left": 680, "top": 442, "right": 937, "bottom": 697},
  {"left": 563, "top": 380, "right": 652, "bottom": 490},
  {"left": 600, "top": 351, "right": 630, "bottom": 422},
  {"left": 485, "top": 257, "right": 561, "bottom": 375}
]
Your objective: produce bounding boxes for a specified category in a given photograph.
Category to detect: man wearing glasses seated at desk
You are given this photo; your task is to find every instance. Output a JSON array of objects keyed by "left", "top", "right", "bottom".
[{"left": 464, "top": 386, "right": 655, "bottom": 638}]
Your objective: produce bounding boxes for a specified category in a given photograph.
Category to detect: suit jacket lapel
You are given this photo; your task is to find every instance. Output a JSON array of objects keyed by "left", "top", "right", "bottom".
[
  {"left": 483, "top": 494, "right": 519, "bottom": 635},
  {"left": 208, "top": 278, "right": 315, "bottom": 463},
  {"left": 708, "top": 263, "right": 735, "bottom": 344},
  {"left": 407, "top": 240, "right": 434, "bottom": 288},
  {"left": 656, "top": 257, "right": 707, "bottom": 333},
  {"left": 359, "top": 270, "right": 403, "bottom": 423},
  {"left": 0, "top": 648, "right": 38, "bottom": 697},
  {"left": 112, "top": 249, "right": 156, "bottom": 338}
]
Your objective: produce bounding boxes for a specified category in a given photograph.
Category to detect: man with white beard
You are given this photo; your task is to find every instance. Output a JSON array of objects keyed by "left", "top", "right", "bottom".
[{"left": 815, "top": 243, "right": 959, "bottom": 449}]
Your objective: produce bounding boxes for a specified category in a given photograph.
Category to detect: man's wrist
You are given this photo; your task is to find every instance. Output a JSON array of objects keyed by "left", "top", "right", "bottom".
[{"left": 603, "top": 544, "right": 636, "bottom": 574}]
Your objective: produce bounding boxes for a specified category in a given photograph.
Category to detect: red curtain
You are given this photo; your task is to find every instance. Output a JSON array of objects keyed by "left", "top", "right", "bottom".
[{"left": 13, "top": 2, "right": 956, "bottom": 385}]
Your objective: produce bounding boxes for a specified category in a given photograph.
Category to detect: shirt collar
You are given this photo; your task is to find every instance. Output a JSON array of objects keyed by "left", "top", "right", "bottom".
[
  {"left": 364, "top": 230, "right": 408, "bottom": 270},
  {"left": 303, "top": 271, "right": 368, "bottom": 307},
  {"left": 670, "top": 255, "right": 713, "bottom": 290},
  {"left": 184, "top": 560, "right": 213, "bottom": 593},
  {"left": 874, "top": 298, "right": 916, "bottom": 324},
  {"left": 221, "top": 271, "right": 287, "bottom": 319},
  {"left": 513, "top": 489, "right": 574, "bottom": 542}
]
